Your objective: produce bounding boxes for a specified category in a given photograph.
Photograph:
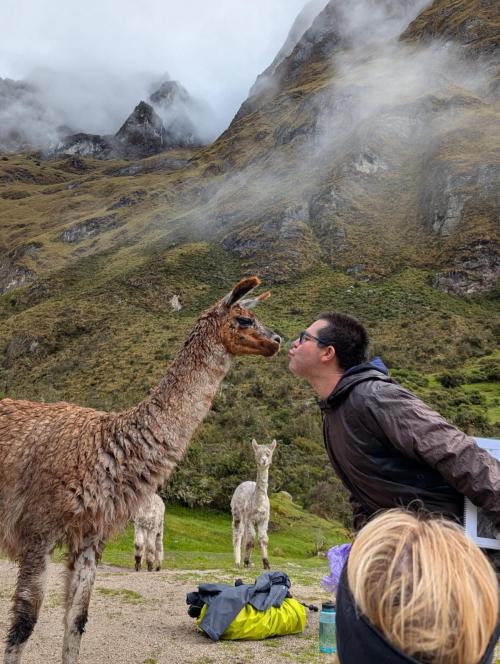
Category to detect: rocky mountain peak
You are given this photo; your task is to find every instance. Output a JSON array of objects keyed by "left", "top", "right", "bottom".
[
  {"left": 149, "top": 80, "right": 191, "bottom": 107},
  {"left": 148, "top": 79, "right": 207, "bottom": 148},
  {"left": 117, "top": 101, "right": 163, "bottom": 136},
  {"left": 115, "top": 101, "right": 167, "bottom": 155},
  {"left": 249, "top": 0, "right": 328, "bottom": 98},
  {"left": 1, "top": 70, "right": 211, "bottom": 157}
]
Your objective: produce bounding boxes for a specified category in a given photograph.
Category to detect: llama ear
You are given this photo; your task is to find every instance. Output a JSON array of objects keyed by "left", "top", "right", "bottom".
[
  {"left": 251, "top": 438, "right": 258, "bottom": 450},
  {"left": 222, "top": 276, "right": 260, "bottom": 308},
  {"left": 270, "top": 439, "right": 277, "bottom": 451},
  {"left": 239, "top": 291, "right": 271, "bottom": 310}
]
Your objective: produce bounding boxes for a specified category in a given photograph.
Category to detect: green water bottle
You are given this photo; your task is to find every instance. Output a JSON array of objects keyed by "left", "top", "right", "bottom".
[{"left": 319, "top": 601, "right": 337, "bottom": 654}]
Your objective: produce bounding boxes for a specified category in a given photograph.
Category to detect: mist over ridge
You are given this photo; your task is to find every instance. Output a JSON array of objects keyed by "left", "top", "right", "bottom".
[{"left": 0, "top": 0, "right": 498, "bottom": 297}]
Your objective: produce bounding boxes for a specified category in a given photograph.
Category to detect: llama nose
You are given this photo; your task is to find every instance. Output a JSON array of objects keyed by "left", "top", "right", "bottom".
[{"left": 271, "top": 334, "right": 281, "bottom": 344}]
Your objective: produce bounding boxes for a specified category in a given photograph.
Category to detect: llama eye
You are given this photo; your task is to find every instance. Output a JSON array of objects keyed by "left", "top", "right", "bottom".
[{"left": 236, "top": 316, "right": 253, "bottom": 328}]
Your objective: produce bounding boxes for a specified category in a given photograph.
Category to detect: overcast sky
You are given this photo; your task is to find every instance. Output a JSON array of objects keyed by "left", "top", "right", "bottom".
[{"left": 0, "top": 0, "right": 314, "bottom": 135}]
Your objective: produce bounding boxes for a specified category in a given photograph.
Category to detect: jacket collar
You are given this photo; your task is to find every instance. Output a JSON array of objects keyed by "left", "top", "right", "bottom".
[{"left": 318, "top": 359, "right": 390, "bottom": 410}]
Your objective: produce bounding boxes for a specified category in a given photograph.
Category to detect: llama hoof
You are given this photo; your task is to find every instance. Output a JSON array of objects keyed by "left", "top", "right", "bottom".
[
  {"left": 244, "top": 560, "right": 253, "bottom": 568},
  {"left": 147, "top": 562, "right": 154, "bottom": 572},
  {"left": 155, "top": 566, "right": 161, "bottom": 572},
  {"left": 263, "top": 558, "right": 271, "bottom": 570}
]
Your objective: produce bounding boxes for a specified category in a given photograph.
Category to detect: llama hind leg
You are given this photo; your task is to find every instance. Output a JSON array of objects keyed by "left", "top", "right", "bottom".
[
  {"left": 134, "top": 526, "right": 145, "bottom": 571},
  {"left": 154, "top": 525, "right": 164, "bottom": 571},
  {"left": 243, "top": 523, "right": 256, "bottom": 568},
  {"left": 145, "top": 530, "right": 156, "bottom": 572},
  {"left": 257, "top": 518, "right": 270, "bottom": 570},
  {"left": 4, "top": 548, "right": 50, "bottom": 664},
  {"left": 232, "top": 515, "right": 244, "bottom": 568},
  {"left": 62, "top": 540, "right": 102, "bottom": 664}
]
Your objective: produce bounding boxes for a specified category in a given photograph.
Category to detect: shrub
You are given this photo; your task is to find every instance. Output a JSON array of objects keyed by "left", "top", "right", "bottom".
[
  {"left": 467, "top": 390, "right": 486, "bottom": 406},
  {"left": 452, "top": 407, "right": 493, "bottom": 436},
  {"left": 437, "top": 371, "right": 466, "bottom": 389},
  {"left": 305, "top": 479, "right": 353, "bottom": 530},
  {"left": 467, "top": 358, "right": 500, "bottom": 383},
  {"left": 391, "top": 369, "right": 429, "bottom": 390}
]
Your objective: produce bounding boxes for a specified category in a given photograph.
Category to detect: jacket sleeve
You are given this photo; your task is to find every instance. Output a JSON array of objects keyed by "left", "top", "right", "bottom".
[{"left": 364, "top": 382, "right": 500, "bottom": 529}]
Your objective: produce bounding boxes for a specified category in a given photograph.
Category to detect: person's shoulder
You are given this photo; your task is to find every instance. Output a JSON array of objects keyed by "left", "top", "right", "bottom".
[
  {"left": 352, "top": 375, "right": 407, "bottom": 399},
  {"left": 329, "top": 368, "right": 399, "bottom": 405}
]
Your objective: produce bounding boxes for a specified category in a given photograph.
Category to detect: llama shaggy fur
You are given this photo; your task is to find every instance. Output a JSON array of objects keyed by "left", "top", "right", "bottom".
[
  {"left": 0, "top": 277, "right": 280, "bottom": 664},
  {"left": 133, "top": 493, "right": 165, "bottom": 572},
  {"left": 231, "top": 438, "right": 276, "bottom": 570}
]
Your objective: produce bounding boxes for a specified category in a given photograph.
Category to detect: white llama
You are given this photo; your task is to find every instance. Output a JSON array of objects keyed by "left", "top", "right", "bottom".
[
  {"left": 231, "top": 438, "right": 277, "bottom": 570},
  {"left": 133, "top": 493, "right": 165, "bottom": 572}
]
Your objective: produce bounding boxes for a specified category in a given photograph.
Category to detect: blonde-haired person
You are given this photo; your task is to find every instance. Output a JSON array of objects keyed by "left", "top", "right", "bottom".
[{"left": 334, "top": 509, "right": 500, "bottom": 664}]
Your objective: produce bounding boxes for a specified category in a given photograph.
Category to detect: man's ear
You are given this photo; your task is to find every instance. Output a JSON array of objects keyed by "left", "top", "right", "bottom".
[{"left": 321, "top": 346, "right": 336, "bottom": 363}]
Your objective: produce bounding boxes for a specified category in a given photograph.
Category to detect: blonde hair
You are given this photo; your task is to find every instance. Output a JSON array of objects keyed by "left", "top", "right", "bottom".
[{"left": 346, "top": 509, "right": 499, "bottom": 664}]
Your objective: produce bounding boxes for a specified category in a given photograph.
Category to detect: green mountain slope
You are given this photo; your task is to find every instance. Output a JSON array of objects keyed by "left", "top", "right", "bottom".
[{"left": 0, "top": 0, "right": 498, "bottom": 519}]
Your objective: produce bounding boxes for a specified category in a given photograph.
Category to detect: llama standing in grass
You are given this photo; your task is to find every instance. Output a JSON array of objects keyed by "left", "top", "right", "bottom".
[
  {"left": 133, "top": 492, "right": 165, "bottom": 572},
  {"left": 231, "top": 438, "right": 277, "bottom": 570},
  {"left": 0, "top": 276, "right": 280, "bottom": 664}
]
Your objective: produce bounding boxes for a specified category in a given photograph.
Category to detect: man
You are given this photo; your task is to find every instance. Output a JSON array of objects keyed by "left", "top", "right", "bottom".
[{"left": 288, "top": 312, "right": 500, "bottom": 536}]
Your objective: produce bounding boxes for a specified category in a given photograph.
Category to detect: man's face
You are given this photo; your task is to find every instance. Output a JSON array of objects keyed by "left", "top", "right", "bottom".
[{"left": 288, "top": 319, "right": 329, "bottom": 378}]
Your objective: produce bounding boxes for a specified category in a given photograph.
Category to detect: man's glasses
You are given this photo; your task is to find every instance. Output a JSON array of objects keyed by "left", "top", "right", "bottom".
[{"left": 298, "top": 330, "right": 327, "bottom": 346}]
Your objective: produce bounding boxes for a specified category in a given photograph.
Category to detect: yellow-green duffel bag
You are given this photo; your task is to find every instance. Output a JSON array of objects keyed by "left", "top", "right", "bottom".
[{"left": 197, "top": 597, "right": 306, "bottom": 640}]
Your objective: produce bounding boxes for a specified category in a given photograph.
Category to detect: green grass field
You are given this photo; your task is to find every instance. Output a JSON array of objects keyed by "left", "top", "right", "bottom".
[{"left": 95, "top": 495, "right": 348, "bottom": 581}]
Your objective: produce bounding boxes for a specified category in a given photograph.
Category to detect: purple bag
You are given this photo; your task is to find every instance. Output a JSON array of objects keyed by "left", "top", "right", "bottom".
[{"left": 321, "top": 543, "right": 351, "bottom": 594}]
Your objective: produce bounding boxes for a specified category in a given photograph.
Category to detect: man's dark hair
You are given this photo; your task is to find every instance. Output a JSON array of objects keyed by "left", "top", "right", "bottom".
[{"left": 316, "top": 312, "right": 369, "bottom": 370}]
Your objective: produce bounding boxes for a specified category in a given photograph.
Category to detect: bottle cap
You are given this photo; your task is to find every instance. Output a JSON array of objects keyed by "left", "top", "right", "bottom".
[{"left": 321, "top": 601, "right": 336, "bottom": 611}]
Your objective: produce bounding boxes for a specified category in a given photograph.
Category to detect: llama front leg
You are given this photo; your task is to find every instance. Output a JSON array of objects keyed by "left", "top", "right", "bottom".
[
  {"left": 134, "top": 526, "right": 145, "bottom": 571},
  {"left": 154, "top": 525, "right": 164, "bottom": 572},
  {"left": 232, "top": 516, "right": 244, "bottom": 568},
  {"left": 4, "top": 549, "right": 50, "bottom": 664},
  {"left": 243, "top": 523, "right": 256, "bottom": 568},
  {"left": 62, "top": 541, "right": 102, "bottom": 664},
  {"left": 257, "top": 519, "right": 270, "bottom": 569}
]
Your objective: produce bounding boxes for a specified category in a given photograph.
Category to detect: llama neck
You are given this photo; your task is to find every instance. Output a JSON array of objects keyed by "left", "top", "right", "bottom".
[
  {"left": 254, "top": 466, "right": 269, "bottom": 503},
  {"left": 112, "top": 325, "right": 231, "bottom": 500},
  {"left": 135, "top": 337, "right": 230, "bottom": 456}
]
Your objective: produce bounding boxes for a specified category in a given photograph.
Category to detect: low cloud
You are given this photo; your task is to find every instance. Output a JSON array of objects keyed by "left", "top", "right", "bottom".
[{"left": 0, "top": 0, "right": 310, "bottom": 148}]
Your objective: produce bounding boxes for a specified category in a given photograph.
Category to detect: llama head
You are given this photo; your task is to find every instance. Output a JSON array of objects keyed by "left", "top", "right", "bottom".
[
  {"left": 251, "top": 438, "right": 277, "bottom": 468},
  {"left": 216, "top": 276, "right": 281, "bottom": 357}
]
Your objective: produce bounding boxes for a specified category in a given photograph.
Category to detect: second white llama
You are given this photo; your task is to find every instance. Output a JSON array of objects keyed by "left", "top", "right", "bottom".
[{"left": 231, "top": 438, "right": 276, "bottom": 569}]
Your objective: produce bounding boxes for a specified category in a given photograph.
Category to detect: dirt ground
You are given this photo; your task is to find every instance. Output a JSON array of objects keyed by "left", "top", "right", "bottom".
[{"left": 0, "top": 559, "right": 334, "bottom": 664}]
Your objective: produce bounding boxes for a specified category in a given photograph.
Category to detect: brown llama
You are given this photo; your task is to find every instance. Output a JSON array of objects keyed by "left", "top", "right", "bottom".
[{"left": 0, "top": 276, "right": 280, "bottom": 664}]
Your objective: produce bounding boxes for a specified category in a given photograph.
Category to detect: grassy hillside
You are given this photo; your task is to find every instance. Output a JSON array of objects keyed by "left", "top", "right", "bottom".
[{"left": 0, "top": 239, "right": 497, "bottom": 521}]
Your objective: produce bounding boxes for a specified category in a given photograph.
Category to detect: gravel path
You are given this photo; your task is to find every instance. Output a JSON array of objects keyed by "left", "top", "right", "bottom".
[{"left": 0, "top": 560, "right": 334, "bottom": 664}]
